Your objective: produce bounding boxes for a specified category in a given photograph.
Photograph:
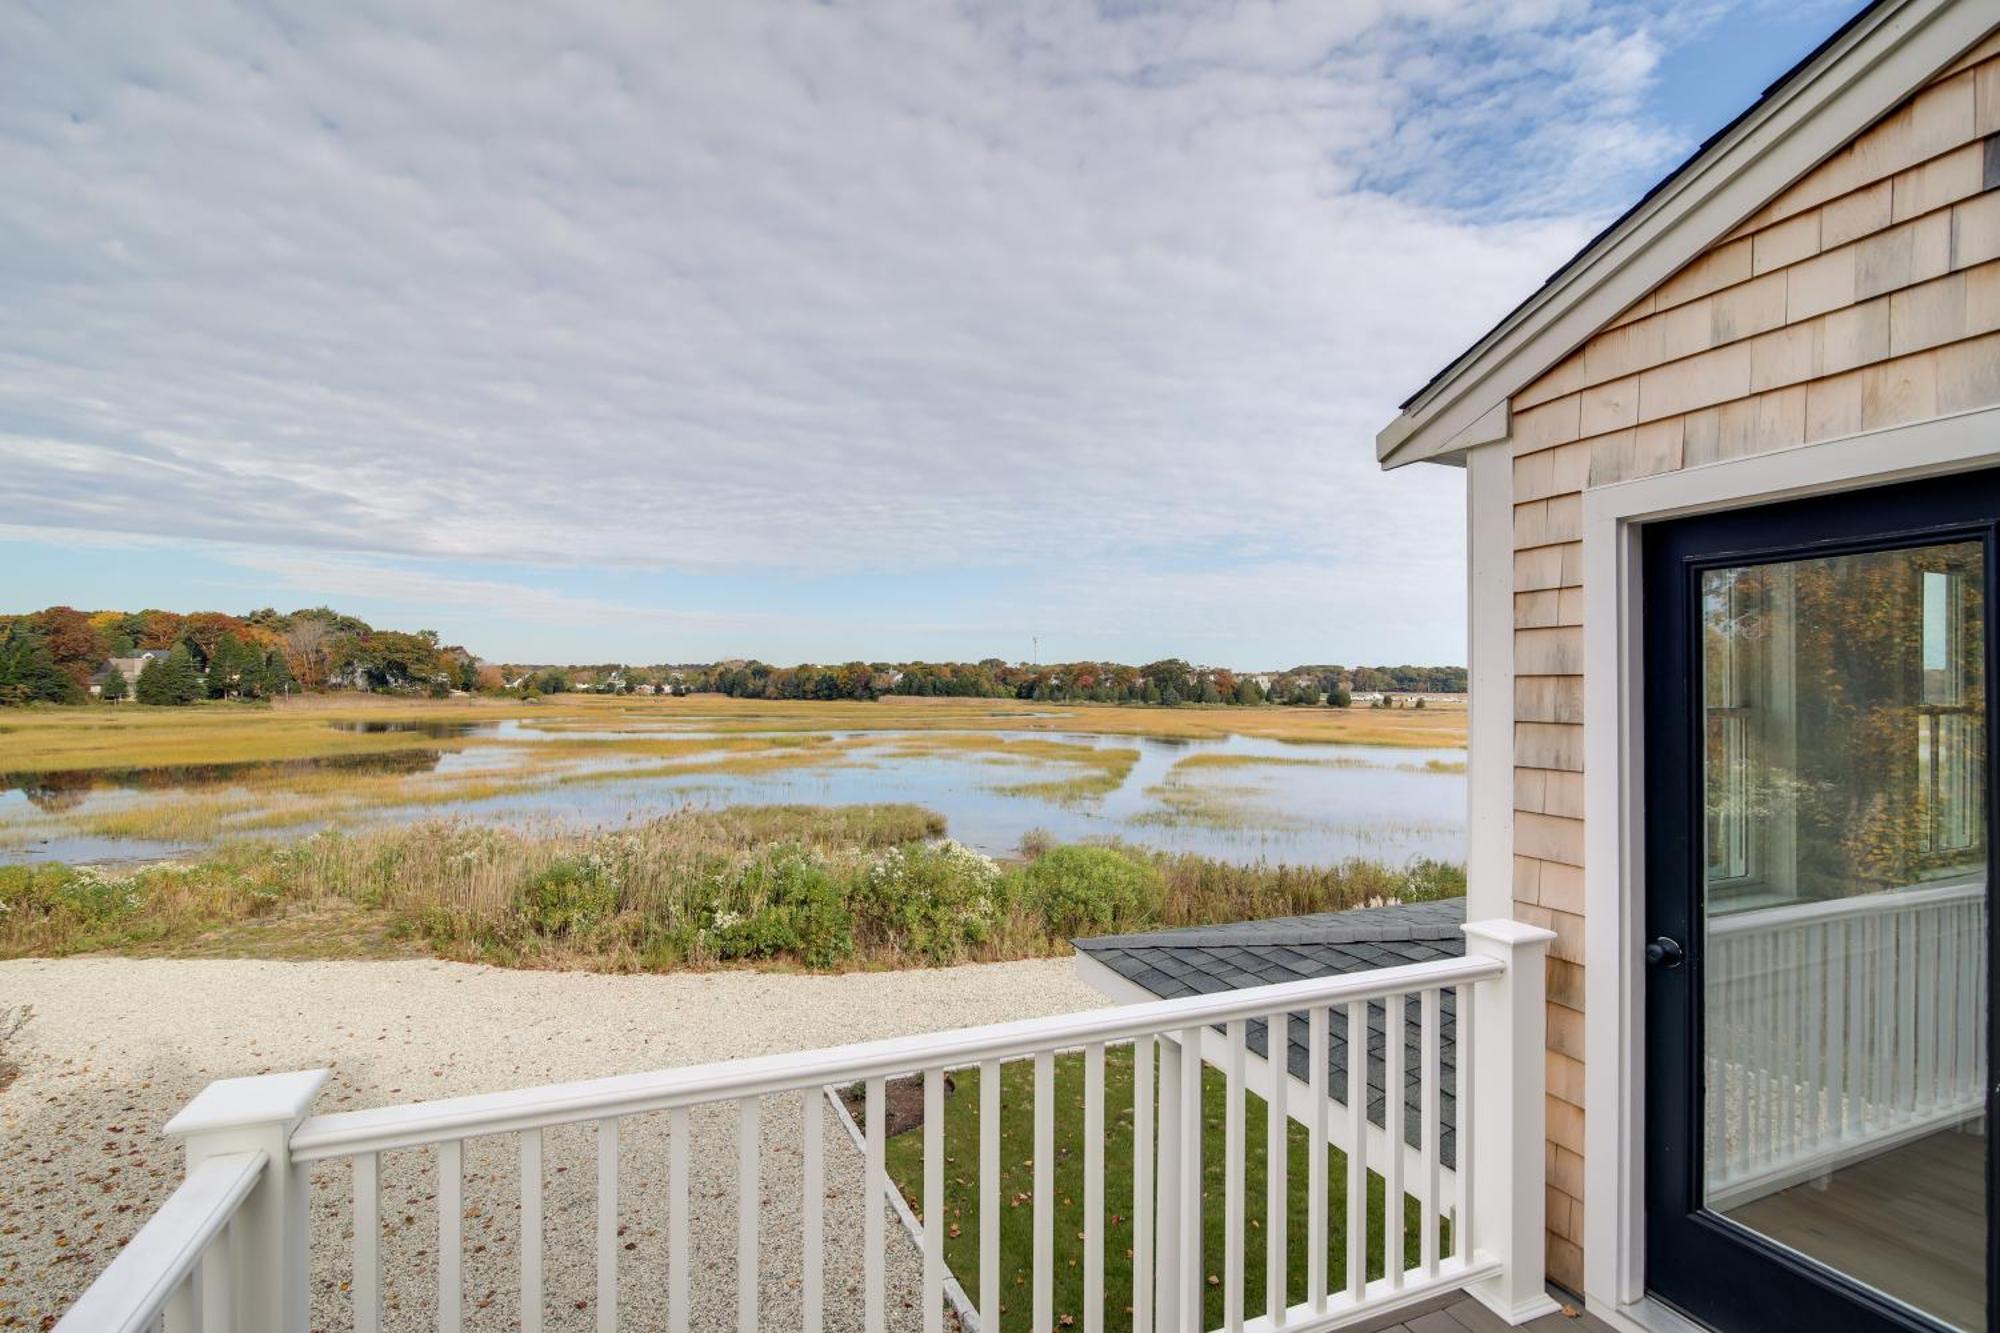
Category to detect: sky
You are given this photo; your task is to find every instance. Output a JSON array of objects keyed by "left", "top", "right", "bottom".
[{"left": 0, "top": 0, "right": 1861, "bottom": 668}]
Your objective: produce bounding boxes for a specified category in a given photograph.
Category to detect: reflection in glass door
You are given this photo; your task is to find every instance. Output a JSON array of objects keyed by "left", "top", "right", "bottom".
[{"left": 1699, "top": 541, "right": 1990, "bottom": 1330}]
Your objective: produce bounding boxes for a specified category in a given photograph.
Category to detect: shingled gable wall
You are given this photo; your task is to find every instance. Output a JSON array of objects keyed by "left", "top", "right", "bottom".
[{"left": 1507, "top": 27, "right": 2000, "bottom": 1292}]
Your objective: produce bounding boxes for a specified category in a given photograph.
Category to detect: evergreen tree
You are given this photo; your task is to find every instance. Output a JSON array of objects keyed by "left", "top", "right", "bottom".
[
  {"left": 99, "top": 666, "right": 128, "bottom": 702},
  {"left": 206, "top": 634, "right": 255, "bottom": 698},
  {"left": 136, "top": 645, "right": 203, "bottom": 705},
  {"left": 0, "top": 625, "right": 81, "bottom": 705}
]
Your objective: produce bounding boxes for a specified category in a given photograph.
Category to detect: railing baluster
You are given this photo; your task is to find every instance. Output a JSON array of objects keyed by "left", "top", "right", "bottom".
[
  {"left": 1178, "top": 1025, "right": 1203, "bottom": 1332},
  {"left": 166, "top": 1268, "right": 198, "bottom": 1333},
  {"left": 980, "top": 1059, "right": 1001, "bottom": 1332},
  {"left": 1266, "top": 1012, "right": 1289, "bottom": 1325},
  {"left": 1034, "top": 1051, "right": 1055, "bottom": 1333},
  {"left": 737, "top": 1099, "right": 760, "bottom": 1333},
  {"left": 1908, "top": 910, "right": 1924, "bottom": 1115},
  {"left": 1382, "top": 994, "right": 1404, "bottom": 1288},
  {"left": 1133, "top": 1035, "right": 1156, "bottom": 1333},
  {"left": 438, "top": 1139, "right": 463, "bottom": 1333},
  {"left": 1852, "top": 915, "right": 1870, "bottom": 1126},
  {"left": 1307, "top": 1006, "right": 1328, "bottom": 1314},
  {"left": 1344, "top": 1001, "right": 1367, "bottom": 1302},
  {"left": 1803, "top": 926, "right": 1823, "bottom": 1148},
  {"left": 599, "top": 1117, "right": 619, "bottom": 1333},
  {"left": 1156, "top": 1037, "right": 1183, "bottom": 1333},
  {"left": 1451, "top": 982, "right": 1471, "bottom": 1264},
  {"left": 923, "top": 1069, "right": 945, "bottom": 1333},
  {"left": 668, "top": 1107, "right": 691, "bottom": 1333},
  {"left": 1746, "top": 932, "right": 1760, "bottom": 1172},
  {"left": 1420, "top": 989, "right": 1440, "bottom": 1277},
  {"left": 1778, "top": 929, "right": 1796, "bottom": 1160},
  {"left": 802, "top": 1091, "right": 824, "bottom": 1333},
  {"left": 1223, "top": 1019, "right": 1245, "bottom": 1333},
  {"left": 1874, "top": 914, "right": 1893, "bottom": 1128},
  {"left": 1960, "top": 902, "right": 1979, "bottom": 1100},
  {"left": 200, "top": 1220, "right": 232, "bottom": 1333},
  {"left": 1084, "top": 1043, "right": 1106, "bottom": 1333},
  {"left": 864, "top": 1076, "right": 886, "bottom": 1333},
  {"left": 520, "top": 1130, "right": 543, "bottom": 1333},
  {"left": 353, "top": 1150, "right": 381, "bottom": 1333},
  {"left": 1831, "top": 919, "right": 1851, "bottom": 1141}
]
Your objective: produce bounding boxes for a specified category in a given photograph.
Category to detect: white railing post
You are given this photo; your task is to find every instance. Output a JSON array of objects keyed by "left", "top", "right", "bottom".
[
  {"left": 164, "top": 1069, "right": 329, "bottom": 1333},
  {"left": 1461, "top": 920, "right": 1559, "bottom": 1325}
]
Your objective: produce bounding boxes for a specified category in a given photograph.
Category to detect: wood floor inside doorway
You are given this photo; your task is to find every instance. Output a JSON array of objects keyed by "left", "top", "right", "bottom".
[{"left": 1726, "top": 1124, "right": 1987, "bottom": 1330}]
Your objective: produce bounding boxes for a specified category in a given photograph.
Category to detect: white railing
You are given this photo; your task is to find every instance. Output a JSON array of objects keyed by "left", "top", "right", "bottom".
[
  {"left": 51, "top": 1151, "right": 265, "bottom": 1333},
  {"left": 53, "top": 920, "right": 1555, "bottom": 1333},
  {"left": 1706, "top": 879, "right": 1988, "bottom": 1208}
]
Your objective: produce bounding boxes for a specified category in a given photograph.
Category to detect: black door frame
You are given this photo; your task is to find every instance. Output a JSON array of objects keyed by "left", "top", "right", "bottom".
[{"left": 1641, "top": 468, "right": 2000, "bottom": 1332}]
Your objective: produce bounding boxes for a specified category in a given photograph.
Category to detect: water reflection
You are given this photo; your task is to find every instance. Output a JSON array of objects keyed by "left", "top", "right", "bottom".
[
  {"left": 2, "top": 749, "right": 446, "bottom": 812},
  {"left": 326, "top": 720, "right": 483, "bottom": 737}
]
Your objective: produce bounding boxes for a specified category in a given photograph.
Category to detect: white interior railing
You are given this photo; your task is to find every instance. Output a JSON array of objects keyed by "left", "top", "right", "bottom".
[
  {"left": 1706, "top": 879, "right": 1989, "bottom": 1208},
  {"left": 51, "top": 918, "right": 1556, "bottom": 1333}
]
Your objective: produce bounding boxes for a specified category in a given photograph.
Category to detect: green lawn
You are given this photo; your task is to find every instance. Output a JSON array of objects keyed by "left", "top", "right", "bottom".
[{"left": 878, "top": 1046, "right": 1437, "bottom": 1332}]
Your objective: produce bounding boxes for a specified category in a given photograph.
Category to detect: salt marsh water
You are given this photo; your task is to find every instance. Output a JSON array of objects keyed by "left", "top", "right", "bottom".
[{"left": 0, "top": 717, "right": 1464, "bottom": 867}]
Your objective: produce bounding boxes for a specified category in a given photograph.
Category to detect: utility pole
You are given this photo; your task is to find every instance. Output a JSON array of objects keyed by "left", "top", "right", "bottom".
[{"left": 1031, "top": 635, "right": 1038, "bottom": 666}]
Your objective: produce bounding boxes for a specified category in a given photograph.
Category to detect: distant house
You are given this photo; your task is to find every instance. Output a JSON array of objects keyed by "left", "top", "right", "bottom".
[{"left": 90, "top": 650, "right": 169, "bottom": 698}]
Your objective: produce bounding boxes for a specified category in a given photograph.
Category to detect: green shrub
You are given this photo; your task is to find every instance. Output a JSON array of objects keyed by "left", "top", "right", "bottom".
[
  {"left": 1014, "top": 844, "right": 1162, "bottom": 937},
  {"left": 0, "top": 865, "right": 142, "bottom": 934},
  {"left": 703, "top": 845, "right": 854, "bottom": 967},
  {"left": 855, "top": 840, "right": 1006, "bottom": 965},
  {"left": 1400, "top": 857, "right": 1466, "bottom": 901},
  {"left": 513, "top": 856, "right": 620, "bottom": 937}
]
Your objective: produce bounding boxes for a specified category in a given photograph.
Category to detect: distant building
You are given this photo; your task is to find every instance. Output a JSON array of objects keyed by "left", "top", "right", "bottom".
[{"left": 90, "top": 650, "right": 170, "bottom": 698}]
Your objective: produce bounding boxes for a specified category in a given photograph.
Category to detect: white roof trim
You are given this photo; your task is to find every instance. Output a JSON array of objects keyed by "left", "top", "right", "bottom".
[{"left": 1375, "top": 0, "right": 1990, "bottom": 469}]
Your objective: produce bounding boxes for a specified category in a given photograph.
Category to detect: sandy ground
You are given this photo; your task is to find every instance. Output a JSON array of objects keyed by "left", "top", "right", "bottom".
[{"left": 0, "top": 956, "right": 1109, "bottom": 1331}]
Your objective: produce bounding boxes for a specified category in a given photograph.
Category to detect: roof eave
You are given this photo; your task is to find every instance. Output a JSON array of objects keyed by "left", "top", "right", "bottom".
[{"left": 1375, "top": 0, "right": 1980, "bottom": 471}]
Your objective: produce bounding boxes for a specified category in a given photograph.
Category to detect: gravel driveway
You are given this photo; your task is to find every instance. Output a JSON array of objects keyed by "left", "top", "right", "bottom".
[{"left": 0, "top": 956, "right": 1109, "bottom": 1331}]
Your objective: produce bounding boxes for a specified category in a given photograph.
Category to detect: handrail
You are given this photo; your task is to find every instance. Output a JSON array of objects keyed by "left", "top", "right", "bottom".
[
  {"left": 52, "top": 1150, "right": 266, "bottom": 1333},
  {"left": 1709, "top": 876, "right": 1984, "bottom": 935},
  {"left": 290, "top": 952, "right": 1502, "bottom": 1161}
]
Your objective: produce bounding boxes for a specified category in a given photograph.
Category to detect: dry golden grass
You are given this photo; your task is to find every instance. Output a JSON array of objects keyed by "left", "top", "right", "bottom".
[{"left": 1, "top": 692, "right": 1459, "bottom": 775}]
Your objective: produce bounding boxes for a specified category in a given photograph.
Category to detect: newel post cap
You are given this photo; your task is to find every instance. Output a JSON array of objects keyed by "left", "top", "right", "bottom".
[
  {"left": 1460, "top": 918, "right": 1558, "bottom": 951},
  {"left": 165, "top": 1069, "right": 330, "bottom": 1139}
]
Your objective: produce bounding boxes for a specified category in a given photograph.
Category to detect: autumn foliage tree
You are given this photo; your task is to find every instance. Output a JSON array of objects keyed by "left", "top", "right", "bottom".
[{"left": 29, "top": 606, "right": 108, "bottom": 691}]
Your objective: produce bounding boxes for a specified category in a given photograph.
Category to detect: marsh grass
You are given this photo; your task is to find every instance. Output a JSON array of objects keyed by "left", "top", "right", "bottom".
[
  {"left": 1131, "top": 778, "right": 1306, "bottom": 832},
  {"left": 0, "top": 804, "right": 1461, "bottom": 971}
]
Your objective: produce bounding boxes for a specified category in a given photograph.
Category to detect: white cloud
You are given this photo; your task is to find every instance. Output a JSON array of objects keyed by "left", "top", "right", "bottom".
[
  {"left": 0, "top": 0, "right": 1729, "bottom": 657},
  {"left": 226, "top": 552, "right": 798, "bottom": 640}
]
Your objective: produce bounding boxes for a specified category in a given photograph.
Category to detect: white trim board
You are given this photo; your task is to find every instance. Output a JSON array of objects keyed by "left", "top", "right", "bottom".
[
  {"left": 1578, "top": 405, "right": 2000, "bottom": 1321},
  {"left": 1376, "top": 0, "right": 1995, "bottom": 468}
]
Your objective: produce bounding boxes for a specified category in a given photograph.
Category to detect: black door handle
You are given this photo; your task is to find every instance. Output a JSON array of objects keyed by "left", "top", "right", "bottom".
[{"left": 1646, "top": 936, "right": 1686, "bottom": 968}]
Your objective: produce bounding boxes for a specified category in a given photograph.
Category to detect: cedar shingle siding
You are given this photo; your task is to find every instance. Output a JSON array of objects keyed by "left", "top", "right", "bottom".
[{"left": 1508, "top": 27, "right": 2000, "bottom": 1291}]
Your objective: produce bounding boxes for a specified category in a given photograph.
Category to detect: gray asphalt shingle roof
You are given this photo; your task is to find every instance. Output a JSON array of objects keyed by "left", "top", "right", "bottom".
[{"left": 1073, "top": 897, "right": 1466, "bottom": 1168}]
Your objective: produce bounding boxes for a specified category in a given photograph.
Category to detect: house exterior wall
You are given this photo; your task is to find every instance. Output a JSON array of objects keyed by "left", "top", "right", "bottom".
[{"left": 1505, "top": 29, "right": 2000, "bottom": 1292}]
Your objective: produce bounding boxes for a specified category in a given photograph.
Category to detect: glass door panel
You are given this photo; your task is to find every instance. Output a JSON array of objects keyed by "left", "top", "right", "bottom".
[{"left": 1699, "top": 540, "right": 1990, "bottom": 1330}]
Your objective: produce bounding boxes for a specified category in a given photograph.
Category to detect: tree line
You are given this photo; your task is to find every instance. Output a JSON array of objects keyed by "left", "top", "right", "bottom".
[
  {"left": 0, "top": 605, "right": 485, "bottom": 707},
  {"left": 0, "top": 600, "right": 1465, "bottom": 712},
  {"left": 522, "top": 658, "right": 1467, "bottom": 707}
]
